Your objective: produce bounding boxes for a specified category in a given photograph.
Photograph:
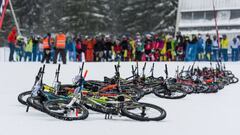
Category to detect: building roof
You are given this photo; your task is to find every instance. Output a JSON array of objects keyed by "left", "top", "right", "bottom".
[{"left": 180, "top": 0, "right": 240, "bottom": 12}]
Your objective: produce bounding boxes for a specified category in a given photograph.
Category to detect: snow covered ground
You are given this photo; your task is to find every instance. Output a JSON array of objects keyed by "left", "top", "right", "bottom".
[{"left": 0, "top": 61, "right": 240, "bottom": 135}]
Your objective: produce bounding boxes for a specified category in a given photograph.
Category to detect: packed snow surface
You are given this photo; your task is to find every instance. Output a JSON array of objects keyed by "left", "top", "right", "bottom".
[{"left": 0, "top": 62, "right": 239, "bottom": 135}]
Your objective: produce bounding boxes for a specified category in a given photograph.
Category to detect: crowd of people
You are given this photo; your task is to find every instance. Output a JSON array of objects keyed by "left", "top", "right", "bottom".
[{"left": 6, "top": 26, "right": 240, "bottom": 64}]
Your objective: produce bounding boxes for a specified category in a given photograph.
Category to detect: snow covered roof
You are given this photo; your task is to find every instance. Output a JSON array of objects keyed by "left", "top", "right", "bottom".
[{"left": 180, "top": 0, "right": 240, "bottom": 12}]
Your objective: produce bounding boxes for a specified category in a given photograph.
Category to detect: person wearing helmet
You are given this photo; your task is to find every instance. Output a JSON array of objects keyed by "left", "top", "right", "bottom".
[
  {"left": 16, "top": 35, "right": 25, "bottom": 61},
  {"left": 220, "top": 34, "right": 229, "bottom": 61}
]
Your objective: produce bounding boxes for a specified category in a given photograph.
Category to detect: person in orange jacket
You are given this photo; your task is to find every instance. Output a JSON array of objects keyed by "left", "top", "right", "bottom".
[
  {"left": 53, "top": 32, "right": 67, "bottom": 64},
  {"left": 83, "top": 36, "right": 96, "bottom": 62},
  {"left": 41, "top": 33, "right": 52, "bottom": 63}
]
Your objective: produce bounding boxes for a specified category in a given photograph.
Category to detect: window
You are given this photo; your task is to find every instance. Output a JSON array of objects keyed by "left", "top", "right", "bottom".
[
  {"left": 206, "top": 11, "right": 214, "bottom": 20},
  {"left": 193, "top": 12, "right": 204, "bottom": 20},
  {"left": 217, "top": 11, "right": 231, "bottom": 20},
  {"left": 231, "top": 10, "right": 240, "bottom": 19},
  {"left": 181, "top": 12, "right": 192, "bottom": 20}
]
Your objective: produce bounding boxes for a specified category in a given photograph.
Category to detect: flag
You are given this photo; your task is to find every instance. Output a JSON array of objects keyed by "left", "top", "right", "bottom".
[{"left": 0, "top": 0, "right": 9, "bottom": 29}]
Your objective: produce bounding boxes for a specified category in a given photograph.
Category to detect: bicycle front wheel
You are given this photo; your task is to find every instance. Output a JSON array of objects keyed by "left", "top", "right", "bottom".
[{"left": 44, "top": 99, "right": 89, "bottom": 121}]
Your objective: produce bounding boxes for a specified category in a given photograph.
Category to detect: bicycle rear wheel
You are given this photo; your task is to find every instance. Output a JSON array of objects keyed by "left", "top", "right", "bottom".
[
  {"left": 153, "top": 86, "right": 187, "bottom": 99},
  {"left": 121, "top": 102, "right": 167, "bottom": 121}
]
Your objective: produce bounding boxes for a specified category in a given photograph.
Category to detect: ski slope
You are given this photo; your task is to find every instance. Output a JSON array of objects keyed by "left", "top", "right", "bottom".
[{"left": 0, "top": 62, "right": 239, "bottom": 135}]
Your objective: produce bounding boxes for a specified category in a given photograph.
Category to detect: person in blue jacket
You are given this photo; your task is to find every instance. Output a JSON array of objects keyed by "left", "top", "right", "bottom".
[
  {"left": 197, "top": 34, "right": 204, "bottom": 61},
  {"left": 185, "top": 35, "right": 198, "bottom": 61},
  {"left": 230, "top": 37, "right": 239, "bottom": 61}
]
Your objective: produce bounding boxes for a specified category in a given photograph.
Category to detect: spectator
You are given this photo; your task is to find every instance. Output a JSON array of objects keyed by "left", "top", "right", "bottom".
[
  {"left": 24, "top": 37, "right": 33, "bottom": 62},
  {"left": 54, "top": 32, "right": 67, "bottom": 64},
  {"left": 121, "top": 35, "right": 130, "bottom": 61},
  {"left": 16, "top": 35, "right": 25, "bottom": 61},
  {"left": 185, "top": 35, "right": 198, "bottom": 61},
  {"left": 66, "top": 33, "right": 76, "bottom": 62},
  {"left": 135, "top": 35, "right": 144, "bottom": 61},
  {"left": 237, "top": 35, "right": 240, "bottom": 60},
  {"left": 197, "top": 34, "right": 205, "bottom": 61},
  {"left": 104, "top": 35, "right": 113, "bottom": 61},
  {"left": 175, "top": 34, "right": 185, "bottom": 61},
  {"left": 83, "top": 36, "right": 96, "bottom": 62},
  {"left": 8, "top": 26, "right": 17, "bottom": 62},
  {"left": 128, "top": 37, "right": 135, "bottom": 61},
  {"left": 94, "top": 36, "right": 104, "bottom": 62},
  {"left": 230, "top": 37, "right": 239, "bottom": 61},
  {"left": 212, "top": 35, "right": 219, "bottom": 61},
  {"left": 75, "top": 36, "right": 84, "bottom": 62},
  {"left": 113, "top": 39, "right": 122, "bottom": 61},
  {"left": 221, "top": 34, "right": 229, "bottom": 61},
  {"left": 32, "top": 35, "right": 39, "bottom": 62},
  {"left": 144, "top": 34, "right": 153, "bottom": 61},
  {"left": 41, "top": 33, "right": 52, "bottom": 63},
  {"left": 166, "top": 36, "right": 174, "bottom": 61},
  {"left": 205, "top": 34, "right": 212, "bottom": 61},
  {"left": 37, "top": 36, "right": 43, "bottom": 62},
  {"left": 152, "top": 35, "right": 162, "bottom": 61}
]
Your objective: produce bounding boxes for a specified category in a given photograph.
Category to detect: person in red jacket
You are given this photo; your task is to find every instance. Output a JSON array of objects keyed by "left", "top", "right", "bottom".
[
  {"left": 113, "top": 39, "right": 122, "bottom": 61},
  {"left": 8, "top": 27, "right": 17, "bottom": 62}
]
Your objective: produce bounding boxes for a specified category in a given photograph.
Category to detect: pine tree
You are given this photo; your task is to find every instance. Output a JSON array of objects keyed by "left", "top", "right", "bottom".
[{"left": 5, "top": 0, "right": 178, "bottom": 35}]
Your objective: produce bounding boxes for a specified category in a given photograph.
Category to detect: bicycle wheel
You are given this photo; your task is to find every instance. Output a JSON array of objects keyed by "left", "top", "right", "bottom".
[
  {"left": 122, "top": 86, "right": 144, "bottom": 101},
  {"left": 194, "top": 84, "right": 209, "bottom": 93},
  {"left": 177, "top": 84, "right": 194, "bottom": 94},
  {"left": 205, "top": 83, "right": 218, "bottom": 93},
  {"left": 18, "top": 91, "right": 31, "bottom": 105},
  {"left": 230, "top": 77, "right": 239, "bottom": 84},
  {"left": 44, "top": 99, "right": 89, "bottom": 121},
  {"left": 153, "top": 86, "right": 187, "bottom": 99},
  {"left": 121, "top": 102, "right": 167, "bottom": 121}
]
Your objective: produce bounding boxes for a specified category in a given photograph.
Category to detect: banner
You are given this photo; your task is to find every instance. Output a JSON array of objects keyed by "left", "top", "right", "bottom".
[{"left": 0, "top": 0, "right": 9, "bottom": 29}]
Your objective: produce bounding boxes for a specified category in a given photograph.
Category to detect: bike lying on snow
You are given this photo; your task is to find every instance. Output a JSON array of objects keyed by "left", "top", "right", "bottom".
[{"left": 18, "top": 63, "right": 167, "bottom": 121}]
